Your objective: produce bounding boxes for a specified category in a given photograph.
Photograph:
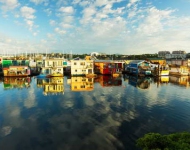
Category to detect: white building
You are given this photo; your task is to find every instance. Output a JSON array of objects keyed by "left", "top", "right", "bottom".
[
  {"left": 41, "top": 58, "right": 64, "bottom": 76},
  {"left": 158, "top": 51, "right": 170, "bottom": 58},
  {"left": 70, "top": 59, "right": 94, "bottom": 76}
]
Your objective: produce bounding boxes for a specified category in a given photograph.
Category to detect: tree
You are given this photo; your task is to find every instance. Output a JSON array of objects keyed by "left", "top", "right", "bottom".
[{"left": 136, "top": 132, "right": 190, "bottom": 150}]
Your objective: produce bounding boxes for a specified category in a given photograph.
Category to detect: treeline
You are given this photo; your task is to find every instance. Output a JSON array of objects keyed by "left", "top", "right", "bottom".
[{"left": 71, "top": 53, "right": 158, "bottom": 60}]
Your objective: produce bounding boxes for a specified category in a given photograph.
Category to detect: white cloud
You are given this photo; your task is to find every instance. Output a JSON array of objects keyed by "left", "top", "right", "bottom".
[
  {"left": 63, "top": 16, "right": 74, "bottom": 23},
  {"left": 44, "top": 8, "right": 52, "bottom": 16},
  {"left": 49, "top": 20, "right": 56, "bottom": 26},
  {"left": 80, "top": 6, "right": 96, "bottom": 24},
  {"left": 59, "top": 6, "right": 74, "bottom": 14},
  {"left": 72, "top": 0, "right": 81, "bottom": 5},
  {"left": 136, "top": 7, "right": 175, "bottom": 35},
  {"left": 20, "top": 6, "right": 36, "bottom": 32},
  {"left": 30, "top": 0, "right": 48, "bottom": 5},
  {"left": 54, "top": 27, "right": 66, "bottom": 35},
  {"left": 60, "top": 23, "right": 73, "bottom": 29},
  {"left": 0, "top": 0, "right": 19, "bottom": 11},
  {"left": 94, "top": 0, "right": 123, "bottom": 7},
  {"left": 47, "top": 33, "right": 54, "bottom": 38},
  {"left": 79, "top": 1, "right": 91, "bottom": 7},
  {"left": 20, "top": 6, "right": 36, "bottom": 19},
  {"left": 127, "top": 0, "right": 140, "bottom": 8},
  {"left": 26, "top": 20, "right": 34, "bottom": 30}
]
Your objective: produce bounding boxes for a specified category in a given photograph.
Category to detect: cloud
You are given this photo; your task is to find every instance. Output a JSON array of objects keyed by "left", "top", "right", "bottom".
[
  {"left": 59, "top": 6, "right": 74, "bottom": 14},
  {"left": 44, "top": 8, "right": 52, "bottom": 16},
  {"left": 0, "top": 0, "right": 19, "bottom": 11},
  {"left": 136, "top": 7, "right": 175, "bottom": 35},
  {"left": 20, "top": 6, "right": 36, "bottom": 19},
  {"left": 127, "top": 0, "right": 140, "bottom": 8},
  {"left": 80, "top": 6, "right": 96, "bottom": 24},
  {"left": 30, "top": 0, "right": 49, "bottom": 5},
  {"left": 20, "top": 6, "right": 37, "bottom": 32},
  {"left": 60, "top": 23, "right": 73, "bottom": 29},
  {"left": 49, "top": 20, "right": 56, "bottom": 26},
  {"left": 54, "top": 27, "right": 66, "bottom": 35}
]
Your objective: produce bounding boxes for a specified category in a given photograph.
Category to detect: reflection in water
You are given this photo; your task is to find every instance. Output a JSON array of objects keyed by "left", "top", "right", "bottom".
[
  {"left": 128, "top": 75, "right": 151, "bottom": 89},
  {"left": 69, "top": 76, "right": 94, "bottom": 91},
  {"left": 3, "top": 77, "right": 31, "bottom": 89},
  {"left": 36, "top": 77, "right": 64, "bottom": 95},
  {"left": 95, "top": 75, "right": 122, "bottom": 87},
  {"left": 170, "top": 76, "right": 189, "bottom": 87},
  {"left": 0, "top": 75, "right": 190, "bottom": 149}
]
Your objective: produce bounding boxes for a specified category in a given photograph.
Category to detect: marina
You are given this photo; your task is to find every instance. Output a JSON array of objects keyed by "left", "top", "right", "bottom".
[
  {"left": 0, "top": 75, "right": 190, "bottom": 149},
  {"left": 0, "top": 51, "right": 190, "bottom": 149}
]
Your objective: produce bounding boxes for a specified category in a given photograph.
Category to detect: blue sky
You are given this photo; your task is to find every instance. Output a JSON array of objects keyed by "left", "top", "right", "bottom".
[{"left": 0, "top": 0, "right": 190, "bottom": 55}]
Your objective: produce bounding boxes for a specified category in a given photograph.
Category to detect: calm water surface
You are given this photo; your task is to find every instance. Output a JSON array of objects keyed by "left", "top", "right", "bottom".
[{"left": 0, "top": 75, "right": 190, "bottom": 150}]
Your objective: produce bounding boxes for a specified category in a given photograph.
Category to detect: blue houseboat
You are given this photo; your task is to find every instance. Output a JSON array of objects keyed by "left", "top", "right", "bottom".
[{"left": 125, "top": 60, "right": 152, "bottom": 76}]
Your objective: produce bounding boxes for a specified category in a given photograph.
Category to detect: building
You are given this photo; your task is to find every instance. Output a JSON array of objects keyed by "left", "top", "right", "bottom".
[
  {"left": 70, "top": 59, "right": 94, "bottom": 76},
  {"left": 94, "top": 60, "right": 123, "bottom": 75},
  {"left": 158, "top": 51, "right": 170, "bottom": 58},
  {"left": 124, "top": 60, "right": 151, "bottom": 76},
  {"left": 41, "top": 58, "right": 64, "bottom": 77},
  {"left": 165, "top": 50, "right": 186, "bottom": 59},
  {"left": 2, "top": 59, "right": 30, "bottom": 77}
]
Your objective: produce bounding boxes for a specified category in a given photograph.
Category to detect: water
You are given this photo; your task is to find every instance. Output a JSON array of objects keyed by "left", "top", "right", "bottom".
[{"left": 0, "top": 75, "right": 190, "bottom": 150}]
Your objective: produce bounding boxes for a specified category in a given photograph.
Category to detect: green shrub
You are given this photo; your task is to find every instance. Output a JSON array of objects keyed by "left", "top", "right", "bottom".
[{"left": 136, "top": 132, "right": 190, "bottom": 150}]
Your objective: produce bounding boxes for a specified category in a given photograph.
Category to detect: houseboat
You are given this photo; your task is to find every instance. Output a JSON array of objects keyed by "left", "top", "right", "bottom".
[
  {"left": 39, "top": 58, "right": 64, "bottom": 77},
  {"left": 94, "top": 60, "right": 123, "bottom": 76},
  {"left": 169, "top": 66, "right": 189, "bottom": 76},
  {"left": 150, "top": 63, "right": 169, "bottom": 76},
  {"left": 70, "top": 59, "right": 94, "bottom": 76},
  {"left": 125, "top": 60, "right": 152, "bottom": 76},
  {"left": 2, "top": 60, "right": 31, "bottom": 77}
]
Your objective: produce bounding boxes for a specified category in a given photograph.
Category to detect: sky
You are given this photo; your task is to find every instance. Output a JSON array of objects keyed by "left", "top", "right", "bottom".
[{"left": 0, "top": 0, "right": 190, "bottom": 55}]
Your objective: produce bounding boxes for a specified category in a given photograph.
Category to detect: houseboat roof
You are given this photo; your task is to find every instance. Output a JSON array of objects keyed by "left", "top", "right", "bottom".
[
  {"left": 94, "top": 60, "right": 123, "bottom": 63},
  {"left": 128, "top": 60, "right": 149, "bottom": 64}
]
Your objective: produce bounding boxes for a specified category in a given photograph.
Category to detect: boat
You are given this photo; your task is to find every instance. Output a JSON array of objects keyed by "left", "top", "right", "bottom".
[
  {"left": 125, "top": 60, "right": 152, "bottom": 76},
  {"left": 3, "top": 66, "right": 30, "bottom": 77},
  {"left": 85, "top": 74, "right": 97, "bottom": 78},
  {"left": 112, "top": 73, "right": 121, "bottom": 77},
  {"left": 160, "top": 70, "right": 169, "bottom": 76},
  {"left": 48, "top": 72, "right": 64, "bottom": 77},
  {"left": 169, "top": 66, "right": 189, "bottom": 76},
  {"left": 36, "top": 73, "right": 47, "bottom": 78},
  {"left": 150, "top": 63, "right": 169, "bottom": 76}
]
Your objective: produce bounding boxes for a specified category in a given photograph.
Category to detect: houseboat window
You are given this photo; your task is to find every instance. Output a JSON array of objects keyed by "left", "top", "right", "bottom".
[
  {"left": 58, "top": 69, "right": 61, "bottom": 71},
  {"left": 74, "top": 62, "right": 77, "bottom": 65},
  {"left": 75, "top": 69, "right": 77, "bottom": 72},
  {"left": 58, "top": 61, "right": 62, "bottom": 66},
  {"left": 74, "top": 86, "right": 77, "bottom": 89},
  {"left": 82, "top": 79, "right": 86, "bottom": 81},
  {"left": 80, "top": 62, "right": 85, "bottom": 65},
  {"left": 53, "top": 62, "right": 57, "bottom": 67},
  {"left": 81, "top": 85, "right": 85, "bottom": 88},
  {"left": 75, "top": 79, "right": 77, "bottom": 82},
  {"left": 88, "top": 78, "right": 92, "bottom": 82}
]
